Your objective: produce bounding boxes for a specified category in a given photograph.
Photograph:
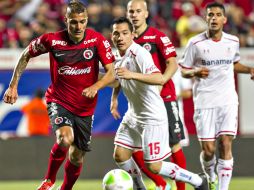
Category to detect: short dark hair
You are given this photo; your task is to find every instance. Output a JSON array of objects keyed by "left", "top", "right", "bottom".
[
  {"left": 66, "top": 0, "right": 87, "bottom": 16},
  {"left": 206, "top": 2, "right": 225, "bottom": 15},
  {"left": 111, "top": 17, "right": 133, "bottom": 32}
]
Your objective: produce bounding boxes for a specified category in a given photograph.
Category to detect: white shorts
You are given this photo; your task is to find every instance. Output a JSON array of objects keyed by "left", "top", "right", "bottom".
[
  {"left": 114, "top": 121, "right": 171, "bottom": 163},
  {"left": 194, "top": 105, "right": 238, "bottom": 141}
]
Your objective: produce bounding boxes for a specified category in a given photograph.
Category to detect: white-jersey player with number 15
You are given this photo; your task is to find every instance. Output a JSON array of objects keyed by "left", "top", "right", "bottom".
[
  {"left": 179, "top": 2, "right": 254, "bottom": 190},
  {"left": 110, "top": 16, "right": 209, "bottom": 190}
]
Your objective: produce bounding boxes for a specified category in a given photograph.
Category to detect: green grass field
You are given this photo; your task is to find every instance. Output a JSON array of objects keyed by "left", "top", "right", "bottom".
[{"left": 0, "top": 177, "right": 253, "bottom": 190}]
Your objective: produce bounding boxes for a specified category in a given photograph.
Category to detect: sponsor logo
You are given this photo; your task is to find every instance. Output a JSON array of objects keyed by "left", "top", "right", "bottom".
[
  {"left": 55, "top": 117, "right": 63, "bottom": 124},
  {"left": 55, "top": 53, "right": 65, "bottom": 57},
  {"left": 143, "top": 43, "right": 152, "bottom": 52},
  {"left": 83, "top": 38, "right": 97, "bottom": 45},
  {"left": 165, "top": 46, "right": 175, "bottom": 55},
  {"left": 58, "top": 66, "right": 91, "bottom": 75},
  {"left": 106, "top": 51, "right": 113, "bottom": 59},
  {"left": 143, "top": 35, "right": 156, "bottom": 39},
  {"left": 201, "top": 59, "right": 232, "bottom": 66},
  {"left": 52, "top": 40, "right": 67, "bottom": 46},
  {"left": 179, "top": 173, "right": 192, "bottom": 180},
  {"left": 83, "top": 49, "right": 93, "bottom": 59},
  {"left": 64, "top": 117, "right": 72, "bottom": 125},
  {"left": 103, "top": 40, "right": 111, "bottom": 48},
  {"left": 171, "top": 101, "right": 179, "bottom": 121},
  {"left": 31, "top": 38, "right": 46, "bottom": 53},
  {"left": 160, "top": 36, "right": 170, "bottom": 44},
  {"left": 174, "top": 123, "right": 181, "bottom": 133},
  {"left": 31, "top": 39, "right": 39, "bottom": 53}
]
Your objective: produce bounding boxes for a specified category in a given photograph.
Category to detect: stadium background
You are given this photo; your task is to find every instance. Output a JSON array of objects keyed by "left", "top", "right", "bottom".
[{"left": 0, "top": 0, "right": 254, "bottom": 181}]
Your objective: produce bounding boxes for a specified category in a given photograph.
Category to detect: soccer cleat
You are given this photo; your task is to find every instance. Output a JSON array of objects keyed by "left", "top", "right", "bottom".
[
  {"left": 37, "top": 179, "right": 54, "bottom": 190},
  {"left": 155, "top": 183, "right": 171, "bottom": 190},
  {"left": 209, "top": 176, "right": 218, "bottom": 190},
  {"left": 195, "top": 173, "right": 209, "bottom": 190}
]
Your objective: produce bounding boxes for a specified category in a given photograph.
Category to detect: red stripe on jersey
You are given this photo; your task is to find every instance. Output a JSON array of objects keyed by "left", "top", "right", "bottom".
[
  {"left": 179, "top": 64, "right": 193, "bottom": 70},
  {"left": 114, "top": 141, "right": 142, "bottom": 150},
  {"left": 224, "top": 37, "right": 239, "bottom": 43},
  {"left": 193, "top": 38, "right": 207, "bottom": 45},
  {"left": 216, "top": 131, "right": 236, "bottom": 137},
  {"left": 199, "top": 137, "right": 216, "bottom": 141}
]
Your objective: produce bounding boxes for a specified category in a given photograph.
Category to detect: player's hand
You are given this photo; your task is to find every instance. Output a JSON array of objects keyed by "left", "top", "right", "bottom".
[
  {"left": 250, "top": 68, "right": 254, "bottom": 80},
  {"left": 3, "top": 87, "right": 18, "bottom": 104},
  {"left": 110, "top": 100, "right": 121, "bottom": 120},
  {"left": 82, "top": 85, "right": 98, "bottom": 98},
  {"left": 115, "top": 67, "right": 132, "bottom": 80},
  {"left": 195, "top": 67, "right": 209, "bottom": 78}
]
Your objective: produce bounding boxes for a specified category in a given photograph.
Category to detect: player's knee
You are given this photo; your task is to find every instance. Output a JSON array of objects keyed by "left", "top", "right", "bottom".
[
  {"left": 56, "top": 133, "right": 74, "bottom": 147},
  {"left": 113, "top": 151, "right": 129, "bottom": 163},
  {"left": 171, "top": 143, "right": 181, "bottom": 153},
  {"left": 55, "top": 126, "right": 74, "bottom": 146},
  {"left": 69, "top": 150, "right": 85, "bottom": 165},
  {"left": 202, "top": 143, "right": 216, "bottom": 158},
  {"left": 218, "top": 136, "right": 232, "bottom": 152},
  {"left": 145, "top": 162, "right": 161, "bottom": 174},
  {"left": 113, "top": 146, "right": 132, "bottom": 163}
]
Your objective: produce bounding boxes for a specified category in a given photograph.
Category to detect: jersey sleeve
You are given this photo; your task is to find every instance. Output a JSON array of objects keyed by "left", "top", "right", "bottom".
[
  {"left": 178, "top": 40, "right": 196, "bottom": 69},
  {"left": 233, "top": 39, "right": 240, "bottom": 63},
  {"left": 29, "top": 33, "right": 51, "bottom": 57},
  {"left": 156, "top": 31, "right": 177, "bottom": 59},
  {"left": 96, "top": 35, "right": 115, "bottom": 65},
  {"left": 137, "top": 47, "right": 160, "bottom": 74}
]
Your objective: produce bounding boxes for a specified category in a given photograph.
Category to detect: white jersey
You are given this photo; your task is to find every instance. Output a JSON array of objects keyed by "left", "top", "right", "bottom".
[
  {"left": 179, "top": 31, "right": 240, "bottom": 109},
  {"left": 114, "top": 42, "right": 168, "bottom": 125}
]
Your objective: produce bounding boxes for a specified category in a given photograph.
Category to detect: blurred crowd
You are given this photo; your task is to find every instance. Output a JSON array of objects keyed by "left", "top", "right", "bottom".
[{"left": 1, "top": 0, "right": 254, "bottom": 48}]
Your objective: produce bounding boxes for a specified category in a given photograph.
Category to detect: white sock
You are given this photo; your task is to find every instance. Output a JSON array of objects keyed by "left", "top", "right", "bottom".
[
  {"left": 200, "top": 152, "right": 217, "bottom": 182},
  {"left": 216, "top": 158, "right": 233, "bottom": 190},
  {"left": 159, "top": 161, "right": 202, "bottom": 187},
  {"left": 116, "top": 158, "right": 146, "bottom": 189}
]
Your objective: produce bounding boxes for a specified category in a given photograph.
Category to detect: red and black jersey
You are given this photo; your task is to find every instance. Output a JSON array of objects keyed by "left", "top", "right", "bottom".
[
  {"left": 29, "top": 29, "right": 115, "bottom": 116},
  {"left": 134, "top": 26, "right": 177, "bottom": 102}
]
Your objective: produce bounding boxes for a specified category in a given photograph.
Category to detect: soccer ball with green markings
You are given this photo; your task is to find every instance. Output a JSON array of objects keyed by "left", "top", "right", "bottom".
[{"left": 102, "top": 169, "right": 133, "bottom": 190}]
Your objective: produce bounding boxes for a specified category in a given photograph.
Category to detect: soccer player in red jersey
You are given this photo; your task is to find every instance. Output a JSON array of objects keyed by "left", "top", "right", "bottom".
[
  {"left": 3, "top": 1, "right": 115, "bottom": 190},
  {"left": 126, "top": 1, "right": 187, "bottom": 189}
]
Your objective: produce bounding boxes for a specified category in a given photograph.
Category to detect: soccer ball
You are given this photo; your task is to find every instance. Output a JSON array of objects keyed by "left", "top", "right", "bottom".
[{"left": 102, "top": 169, "right": 133, "bottom": 190}]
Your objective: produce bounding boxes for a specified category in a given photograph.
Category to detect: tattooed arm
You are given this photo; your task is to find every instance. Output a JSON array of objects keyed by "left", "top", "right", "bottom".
[{"left": 3, "top": 47, "right": 33, "bottom": 104}]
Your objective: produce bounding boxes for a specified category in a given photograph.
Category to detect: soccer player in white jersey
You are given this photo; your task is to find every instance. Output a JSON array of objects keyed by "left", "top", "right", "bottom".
[
  {"left": 110, "top": 16, "right": 209, "bottom": 190},
  {"left": 179, "top": 2, "right": 254, "bottom": 190}
]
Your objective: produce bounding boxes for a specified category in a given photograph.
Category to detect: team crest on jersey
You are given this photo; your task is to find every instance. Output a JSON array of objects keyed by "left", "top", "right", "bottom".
[
  {"left": 55, "top": 117, "right": 63, "bottom": 125},
  {"left": 83, "top": 49, "right": 93, "bottom": 60},
  {"left": 143, "top": 43, "right": 152, "bottom": 52}
]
